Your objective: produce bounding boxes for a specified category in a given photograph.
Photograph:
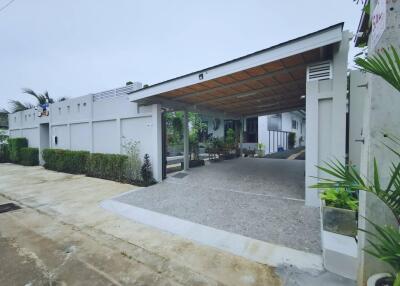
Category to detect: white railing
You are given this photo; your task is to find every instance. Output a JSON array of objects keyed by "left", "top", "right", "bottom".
[{"left": 92, "top": 84, "right": 141, "bottom": 102}]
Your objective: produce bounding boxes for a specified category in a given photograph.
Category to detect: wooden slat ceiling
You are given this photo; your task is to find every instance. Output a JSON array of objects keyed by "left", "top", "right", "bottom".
[{"left": 148, "top": 48, "right": 325, "bottom": 117}]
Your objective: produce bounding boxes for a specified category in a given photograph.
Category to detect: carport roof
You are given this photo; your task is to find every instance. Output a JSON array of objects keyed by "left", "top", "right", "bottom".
[{"left": 129, "top": 23, "right": 344, "bottom": 118}]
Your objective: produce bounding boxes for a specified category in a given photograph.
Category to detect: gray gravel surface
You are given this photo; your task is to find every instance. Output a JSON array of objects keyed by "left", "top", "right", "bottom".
[{"left": 117, "top": 158, "right": 321, "bottom": 254}]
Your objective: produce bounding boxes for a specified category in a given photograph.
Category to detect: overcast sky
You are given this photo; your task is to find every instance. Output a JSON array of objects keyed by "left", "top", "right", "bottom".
[{"left": 0, "top": 0, "right": 362, "bottom": 109}]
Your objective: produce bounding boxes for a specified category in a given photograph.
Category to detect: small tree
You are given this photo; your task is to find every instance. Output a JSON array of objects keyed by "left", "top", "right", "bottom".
[
  {"left": 122, "top": 139, "right": 142, "bottom": 183},
  {"left": 141, "top": 154, "right": 154, "bottom": 186}
]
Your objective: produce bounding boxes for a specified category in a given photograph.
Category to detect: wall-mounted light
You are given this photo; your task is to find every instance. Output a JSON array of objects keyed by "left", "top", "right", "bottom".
[
  {"left": 300, "top": 95, "right": 306, "bottom": 99},
  {"left": 198, "top": 73, "right": 204, "bottom": 80}
]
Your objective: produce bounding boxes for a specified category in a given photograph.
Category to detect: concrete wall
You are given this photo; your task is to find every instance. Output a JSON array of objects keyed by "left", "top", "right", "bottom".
[
  {"left": 357, "top": 0, "right": 400, "bottom": 283},
  {"left": 349, "top": 70, "right": 367, "bottom": 172},
  {"left": 8, "top": 83, "right": 163, "bottom": 181},
  {"left": 305, "top": 31, "right": 349, "bottom": 207}
]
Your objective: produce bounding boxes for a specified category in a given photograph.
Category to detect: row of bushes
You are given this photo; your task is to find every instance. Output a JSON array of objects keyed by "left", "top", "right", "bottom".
[
  {"left": 42, "top": 148, "right": 155, "bottom": 186},
  {"left": 0, "top": 138, "right": 39, "bottom": 166}
]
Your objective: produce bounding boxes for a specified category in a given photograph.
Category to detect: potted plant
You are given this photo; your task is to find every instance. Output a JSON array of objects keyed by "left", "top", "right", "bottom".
[
  {"left": 320, "top": 188, "right": 358, "bottom": 237},
  {"left": 256, "top": 143, "right": 265, "bottom": 158}
]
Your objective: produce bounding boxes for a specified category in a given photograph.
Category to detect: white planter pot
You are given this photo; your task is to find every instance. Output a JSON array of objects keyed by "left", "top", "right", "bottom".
[{"left": 367, "top": 273, "right": 392, "bottom": 286}]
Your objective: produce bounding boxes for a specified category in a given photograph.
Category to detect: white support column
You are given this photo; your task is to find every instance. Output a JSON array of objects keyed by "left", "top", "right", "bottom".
[
  {"left": 151, "top": 104, "right": 163, "bottom": 182},
  {"left": 240, "top": 117, "right": 244, "bottom": 155},
  {"left": 183, "top": 110, "right": 189, "bottom": 171},
  {"left": 305, "top": 31, "right": 350, "bottom": 207}
]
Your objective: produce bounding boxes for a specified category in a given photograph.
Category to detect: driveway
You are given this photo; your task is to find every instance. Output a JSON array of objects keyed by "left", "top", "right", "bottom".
[{"left": 115, "top": 158, "right": 320, "bottom": 254}]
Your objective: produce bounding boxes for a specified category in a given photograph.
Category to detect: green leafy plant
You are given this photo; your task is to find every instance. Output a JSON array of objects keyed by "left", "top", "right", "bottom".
[
  {"left": 8, "top": 137, "right": 28, "bottom": 163},
  {"left": 19, "top": 147, "right": 39, "bottom": 166},
  {"left": 42, "top": 149, "right": 90, "bottom": 174},
  {"left": 257, "top": 143, "right": 265, "bottom": 157},
  {"left": 87, "top": 153, "right": 127, "bottom": 182},
  {"left": 320, "top": 188, "right": 358, "bottom": 211},
  {"left": 355, "top": 46, "right": 400, "bottom": 92},
  {"left": 0, "top": 144, "right": 9, "bottom": 163},
  {"left": 141, "top": 154, "right": 155, "bottom": 186},
  {"left": 122, "top": 139, "right": 142, "bottom": 182}
]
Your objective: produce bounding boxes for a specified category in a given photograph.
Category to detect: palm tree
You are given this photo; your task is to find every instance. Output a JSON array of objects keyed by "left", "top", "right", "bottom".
[
  {"left": 8, "top": 100, "right": 34, "bottom": 113},
  {"left": 22, "top": 88, "right": 54, "bottom": 104}
]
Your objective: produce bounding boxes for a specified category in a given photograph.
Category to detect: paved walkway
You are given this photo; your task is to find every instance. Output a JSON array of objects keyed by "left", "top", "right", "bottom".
[{"left": 116, "top": 158, "right": 320, "bottom": 254}]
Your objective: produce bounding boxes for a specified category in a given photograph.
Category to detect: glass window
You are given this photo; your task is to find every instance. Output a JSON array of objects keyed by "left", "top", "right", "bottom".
[{"left": 292, "top": 120, "right": 298, "bottom": 129}]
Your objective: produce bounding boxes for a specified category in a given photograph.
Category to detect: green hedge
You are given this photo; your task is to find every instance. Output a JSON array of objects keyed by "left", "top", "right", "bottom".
[
  {"left": 8, "top": 138, "right": 28, "bottom": 163},
  {"left": 0, "top": 144, "right": 9, "bottom": 163},
  {"left": 87, "top": 153, "right": 128, "bottom": 182},
  {"left": 19, "top": 147, "right": 39, "bottom": 166},
  {"left": 42, "top": 149, "right": 90, "bottom": 174}
]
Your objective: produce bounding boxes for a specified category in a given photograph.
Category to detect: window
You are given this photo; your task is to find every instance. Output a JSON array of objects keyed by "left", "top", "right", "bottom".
[
  {"left": 77, "top": 103, "right": 81, "bottom": 112},
  {"left": 58, "top": 107, "right": 61, "bottom": 115},
  {"left": 245, "top": 117, "right": 258, "bottom": 143},
  {"left": 268, "top": 114, "right": 282, "bottom": 131},
  {"left": 25, "top": 115, "right": 27, "bottom": 121},
  {"left": 67, "top": 106, "right": 70, "bottom": 113},
  {"left": 83, "top": 102, "right": 87, "bottom": 107},
  {"left": 292, "top": 120, "right": 298, "bottom": 129}
]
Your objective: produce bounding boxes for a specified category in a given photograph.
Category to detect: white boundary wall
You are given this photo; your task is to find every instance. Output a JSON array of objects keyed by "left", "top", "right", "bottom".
[{"left": 8, "top": 83, "right": 163, "bottom": 182}]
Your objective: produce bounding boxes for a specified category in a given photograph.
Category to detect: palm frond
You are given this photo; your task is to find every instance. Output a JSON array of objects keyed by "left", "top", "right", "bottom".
[
  {"left": 22, "top": 87, "right": 47, "bottom": 105},
  {"left": 8, "top": 100, "right": 34, "bottom": 112},
  {"left": 355, "top": 46, "right": 400, "bottom": 92},
  {"left": 361, "top": 217, "right": 400, "bottom": 273}
]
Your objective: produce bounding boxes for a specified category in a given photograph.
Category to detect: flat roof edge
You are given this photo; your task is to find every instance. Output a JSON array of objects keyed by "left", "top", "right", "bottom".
[{"left": 129, "top": 23, "right": 344, "bottom": 102}]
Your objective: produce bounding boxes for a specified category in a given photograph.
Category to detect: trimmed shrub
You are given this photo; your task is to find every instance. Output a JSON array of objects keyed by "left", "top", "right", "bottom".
[
  {"left": 0, "top": 144, "right": 9, "bottom": 163},
  {"left": 42, "top": 149, "right": 89, "bottom": 174},
  {"left": 20, "top": 147, "right": 39, "bottom": 166},
  {"left": 8, "top": 137, "right": 28, "bottom": 163},
  {"left": 87, "top": 153, "right": 127, "bottom": 182},
  {"left": 141, "top": 154, "right": 155, "bottom": 186}
]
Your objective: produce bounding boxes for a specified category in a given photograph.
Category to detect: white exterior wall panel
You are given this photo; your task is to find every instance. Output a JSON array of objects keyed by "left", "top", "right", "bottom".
[{"left": 70, "top": 123, "right": 91, "bottom": 151}]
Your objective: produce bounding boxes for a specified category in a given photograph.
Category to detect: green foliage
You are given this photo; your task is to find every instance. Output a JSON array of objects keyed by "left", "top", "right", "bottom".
[
  {"left": 0, "top": 130, "right": 8, "bottom": 143},
  {"left": 165, "top": 112, "right": 184, "bottom": 146},
  {"left": 22, "top": 88, "right": 54, "bottom": 104},
  {"left": 0, "top": 144, "right": 9, "bottom": 163},
  {"left": 225, "top": 128, "right": 235, "bottom": 148},
  {"left": 355, "top": 46, "right": 400, "bottom": 93},
  {"left": 8, "top": 137, "right": 28, "bottom": 163},
  {"left": 320, "top": 188, "right": 358, "bottom": 211},
  {"left": 8, "top": 100, "right": 34, "bottom": 112},
  {"left": 141, "top": 154, "right": 154, "bottom": 186},
  {"left": 288, "top": 132, "right": 296, "bottom": 149},
  {"left": 257, "top": 143, "right": 265, "bottom": 157},
  {"left": 363, "top": 218, "right": 400, "bottom": 275},
  {"left": 19, "top": 147, "right": 39, "bottom": 166},
  {"left": 122, "top": 139, "right": 142, "bottom": 182},
  {"left": 42, "top": 149, "right": 90, "bottom": 174},
  {"left": 87, "top": 153, "right": 127, "bottom": 182}
]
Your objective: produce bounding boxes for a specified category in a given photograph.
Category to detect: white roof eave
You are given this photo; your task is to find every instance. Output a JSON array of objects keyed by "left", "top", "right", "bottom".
[{"left": 130, "top": 24, "right": 344, "bottom": 103}]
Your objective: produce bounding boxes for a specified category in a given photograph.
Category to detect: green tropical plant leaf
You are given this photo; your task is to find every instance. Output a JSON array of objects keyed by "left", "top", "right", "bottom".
[{"left": 355, "top": 46, "right": 400, "bottom": 92}]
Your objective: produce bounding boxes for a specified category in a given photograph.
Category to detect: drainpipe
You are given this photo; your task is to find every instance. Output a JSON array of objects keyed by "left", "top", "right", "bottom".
[{"left": 183, "top": 110, "right": 189, "bottom": 171}]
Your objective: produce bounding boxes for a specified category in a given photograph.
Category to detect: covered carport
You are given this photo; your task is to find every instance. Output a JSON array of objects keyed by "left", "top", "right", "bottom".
[{"left": 130, "top": 23, "right": 349, "bottom": 207}]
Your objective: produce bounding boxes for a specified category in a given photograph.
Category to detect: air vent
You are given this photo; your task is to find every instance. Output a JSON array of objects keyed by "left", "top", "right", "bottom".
[{"left": 307, "top": 61, "right": 332, "bottom": 82}]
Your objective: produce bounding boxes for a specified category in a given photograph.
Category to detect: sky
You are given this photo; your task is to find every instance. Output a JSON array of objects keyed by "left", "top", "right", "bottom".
[{"left": 0, "top": 0, "right": 363, "bottom": 110}]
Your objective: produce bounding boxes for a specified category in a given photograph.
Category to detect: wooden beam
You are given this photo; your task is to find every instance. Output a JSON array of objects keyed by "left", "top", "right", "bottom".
[
  {"left": 172, "top": 64, "right": 307, "bottom": 101},
  {"left": 193, "top": 79, "right": 305, "bottom": 106}
]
